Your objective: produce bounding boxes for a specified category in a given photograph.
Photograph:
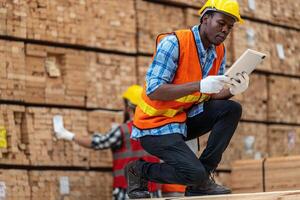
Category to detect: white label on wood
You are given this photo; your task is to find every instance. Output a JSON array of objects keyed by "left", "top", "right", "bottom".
[
  {"left": 276, "top": 43, "right": 285, "bottom": 60},
  {"left": 246, "top": 28, "right": 256, "bottom": 47},
  {"left": 288, "top": 130, "right": 296, "bottom": 150},
  {"left": 244, "top": 135, "right": 255, "bottom": 154},
  {"left": 59, "top": 176, "right": 70, "bottom": 195},
  {"left": 248, "top": 0, "right": 256, "bottom": 10},
  {"left": 0, "top": 182, "right": 6, "bottom": 198}
]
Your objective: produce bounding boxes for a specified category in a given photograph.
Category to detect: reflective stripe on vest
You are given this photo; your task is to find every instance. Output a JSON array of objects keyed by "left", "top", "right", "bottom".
[
  {"left": 139, "top": 93, "right": 211, "bottom": 117},
  {"left": 139, "top": 98, "right": 183, "bottom": 117}
]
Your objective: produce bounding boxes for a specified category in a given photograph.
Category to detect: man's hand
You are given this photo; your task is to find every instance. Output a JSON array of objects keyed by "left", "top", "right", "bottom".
[
  {"left": 229, "top": 72, "right": 250, "bottom": 95},
  {"left": 53, "top": 115, "right": 75, "bottom": 141},
  {"left": 200, "top": 75, "right": 231, "bottom": 94}
]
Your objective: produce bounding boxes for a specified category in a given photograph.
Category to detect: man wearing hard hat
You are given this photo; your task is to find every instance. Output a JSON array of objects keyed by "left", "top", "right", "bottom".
[
  {"left": 53, "top": 85, "right": 161, "bottom": 200},
  {"left": 126, "top": 0, "right": 249, "bottom": 198}
]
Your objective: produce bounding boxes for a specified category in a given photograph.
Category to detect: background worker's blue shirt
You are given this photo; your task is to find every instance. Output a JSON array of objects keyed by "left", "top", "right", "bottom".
[{"left": 132, "top": 25, "right": 226, "bottom": 139}]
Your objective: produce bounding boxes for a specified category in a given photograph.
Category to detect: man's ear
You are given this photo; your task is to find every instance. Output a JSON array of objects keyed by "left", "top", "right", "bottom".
[{"left": 201, "top": 14, "right": 209, "bottom": 24}]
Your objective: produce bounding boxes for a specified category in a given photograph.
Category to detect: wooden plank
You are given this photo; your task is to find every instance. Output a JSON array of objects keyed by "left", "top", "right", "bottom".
[{"left": 173, "top": 190, "right": 300, "bottom": 200}]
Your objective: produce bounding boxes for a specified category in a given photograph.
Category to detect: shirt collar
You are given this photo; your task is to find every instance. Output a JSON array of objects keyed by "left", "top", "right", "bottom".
[{"left": 191, "top": 25, "right": 217, "bottom": 59}]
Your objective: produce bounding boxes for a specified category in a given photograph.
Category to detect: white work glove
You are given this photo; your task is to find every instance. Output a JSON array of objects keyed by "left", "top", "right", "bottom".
[
  {"left": 229, "top": 72, "right": 250, "bottom": 95},
  {"left": 53, "top": 115, "right": 75, "bottom": 141},
  {"left": 200, "top": 75, "right": 231, "bottom": 94}
]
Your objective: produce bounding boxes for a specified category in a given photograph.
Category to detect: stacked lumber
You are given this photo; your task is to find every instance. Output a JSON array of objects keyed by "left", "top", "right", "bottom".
[
  {"left": 86, "top": 53, "right": 137, "bottom": 109},
  {"left": 29, "top": 171, "right": 112, "bottom": 200},
  {"left": 237, "top": 0, "right": 299, "bottom": 29},
  {"left": 0, "top": 105, "right": 29, "bottom": 165},
  {"left": 0, "top": 169, "right": 31, "bottom": 200},
  {"left": 232, "top": 156, "right": 300, "bottom": 193},
  {"left": 267, "top": 125, "right": 300, "bottom": 157},
  {"left": 25, "top": 44, "right": 88, "bottom": 106},
  {"left": 268, "top": 76, "right": 300, "bottom": 124},
  {"left": 265, "top": 156, "right": 300, "bottom": 191},
  {"left": 0, "top": 106, "right": 122, "bottom": 167},
  {"left": 0, "top": 41, "right": 137, "bottom": 108},
  {"left": 271, "top": 0, "right": 300, "bottom": 29},
  {"left": 269, "top": 27, "right": 300, "bottom": 76},
  {"left": 231, "top": 159, "right": 264, "bottom": 193},
  {"left": 23, "top": 107, "right": 89, "bottom": 166},
  {"left": 23, "top": 107, "right": 122, "bottom": 167},
  {"left": 136, "top": 0, "right": 186, "bottom": 54},
  {"left": 4, "top": 0, "right": 136, "bottom": 52},
  {"left": 0, "top": 40, "right": 25, "bottom": 101},
  {"left": 237, "top": 0, "right": 272, "bottom": 21}
]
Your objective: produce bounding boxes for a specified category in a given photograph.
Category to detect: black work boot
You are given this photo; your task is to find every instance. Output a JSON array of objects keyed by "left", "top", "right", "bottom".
[
  {"left": 125, "top": 160, "right": 150, "bottom": 199},
  {"left": 185, "top": 174, "right": 231, "bottom": 196}
]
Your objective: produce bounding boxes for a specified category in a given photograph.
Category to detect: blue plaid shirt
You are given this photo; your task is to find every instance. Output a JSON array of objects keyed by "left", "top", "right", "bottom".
[{"left": 132, "top": 25, "right": 226, "bottom": 139}]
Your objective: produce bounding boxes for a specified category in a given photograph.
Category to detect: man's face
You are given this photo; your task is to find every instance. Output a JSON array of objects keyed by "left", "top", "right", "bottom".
[{"left": 204, "top": 12, "right": 235, "bottom": 45}]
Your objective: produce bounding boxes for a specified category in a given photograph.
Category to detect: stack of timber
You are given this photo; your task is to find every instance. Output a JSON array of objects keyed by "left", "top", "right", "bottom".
[
  {"left": 231, "top": 156, "right": 300, "bottom": 193},
  {"left": 0, "top": 106, "right": 123, "bottom": 167},
  {"left": 171, "top": 190, "right": 300, "bottom": 200},
  {"left": 29, "top": 171, "right": 112, "bottom": 200},
  {"left": 0, "top": 169, "right": 31, "bottom": 200},
  {"left": 0, "top": 0, "right": 137, "bottom": 52}
]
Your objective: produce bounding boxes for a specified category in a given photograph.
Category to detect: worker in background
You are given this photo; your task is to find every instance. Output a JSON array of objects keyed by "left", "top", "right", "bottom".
[
  {"left": 125, "top": 0, "right": 249, "bottom": 198},
  {"left": 53, "top": 85, "right": 161, "bottom": 200}
]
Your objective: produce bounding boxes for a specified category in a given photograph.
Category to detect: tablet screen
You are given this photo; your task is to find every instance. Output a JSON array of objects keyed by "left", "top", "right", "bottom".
[{"left": 225, "top": 49, "right": 266, "bottom": 79}]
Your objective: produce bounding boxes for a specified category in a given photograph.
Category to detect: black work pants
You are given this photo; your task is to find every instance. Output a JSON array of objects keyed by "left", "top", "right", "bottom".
[{"left": 140, "top": 100, "right": 242, "bottom": 186}]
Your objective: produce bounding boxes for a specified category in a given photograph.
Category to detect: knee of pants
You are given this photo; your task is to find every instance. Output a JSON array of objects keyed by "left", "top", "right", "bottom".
[
  {"left": 226, "top": 100, "right": 242, "bottom": 119},
  {"left": 179, "top": 166, "right": 208, "bottom": 185}
]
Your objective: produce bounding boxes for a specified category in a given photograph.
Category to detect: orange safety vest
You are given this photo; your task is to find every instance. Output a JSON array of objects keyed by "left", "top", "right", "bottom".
[
  {"left": 134, "top": 29, "right": 224, "bottom": 129},
  {"left": 162, "top": 184, "right": 186, "bottom": 193}
]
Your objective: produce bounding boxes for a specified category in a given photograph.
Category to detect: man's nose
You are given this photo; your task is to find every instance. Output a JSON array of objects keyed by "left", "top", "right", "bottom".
[{"left": 221, "top": 25, "right": 230, "bottom": 34}]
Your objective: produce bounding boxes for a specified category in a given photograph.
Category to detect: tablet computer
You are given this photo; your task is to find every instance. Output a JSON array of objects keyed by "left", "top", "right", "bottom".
[{"left": 225, "top": 49, "right": 266, "bottom": 79}]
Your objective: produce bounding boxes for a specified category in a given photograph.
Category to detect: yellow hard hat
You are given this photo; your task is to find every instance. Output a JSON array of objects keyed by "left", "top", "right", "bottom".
[
  {"left": 199, "top": 0, "right": 244, "bottom": 24},
  {"left": 122, "top": 85, "right": 143, "bottom": 106}
]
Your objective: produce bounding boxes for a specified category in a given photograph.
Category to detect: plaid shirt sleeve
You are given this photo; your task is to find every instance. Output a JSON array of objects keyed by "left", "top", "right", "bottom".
[
  {"left": 146, "top": 35, "right": 179, "bottom": 95},
  {"left": 91, "top": 127, "right": 122, "bottom": 150}
]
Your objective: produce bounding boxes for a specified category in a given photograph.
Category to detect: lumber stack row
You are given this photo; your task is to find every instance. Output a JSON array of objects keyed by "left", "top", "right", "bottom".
[
  {"left": 29, "top": 171, "right": 112, "bottom": 200},
  {"left": 86, "top": 53, "right": 137, "bottom": 109},
  {"left": 0, "top": 105, "right": 29, "bottom": 165},
  {"left": 0, "top": 170, "right": 31, "bottom": 200},
  {"left": 268, "top": 76, "right": 300, "bottom": 124},
  {"left": 0, "top": 41, "right": 137, "bottom": 109},
  {"left": 0, "top": 40, "right": 25, "bottom": 101},
  {"left": 0, "top": 0, "right": 136, "bottom": 53},
  {"left": 0, "top": 169, "right": 112, "bottom": 200},
  {"left": 0, "top": 105, "right": 123, "bottom": 167},
  {"left": 267, "top": 125, "right": 300, "bottom": 157},
  {"left": 231, "top": 156, "right": 300, "bottom": 193}
]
